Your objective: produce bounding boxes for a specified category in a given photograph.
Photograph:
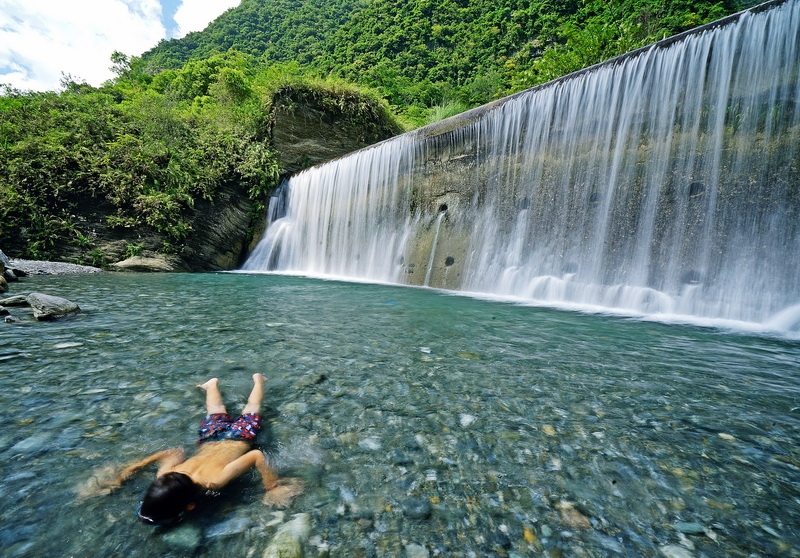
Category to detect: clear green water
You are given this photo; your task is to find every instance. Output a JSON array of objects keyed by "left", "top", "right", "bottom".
[{"left": 1, "top": 273, "right": 798, "bottom": 557}]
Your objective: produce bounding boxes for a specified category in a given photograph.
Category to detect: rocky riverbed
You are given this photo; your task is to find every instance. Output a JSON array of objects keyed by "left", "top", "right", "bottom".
[
  {"left": 0, "top": 252, "right": 95, "bottom": 321},
  {"left": 8, "top": 259, "right": 101, "bottom": 276}
]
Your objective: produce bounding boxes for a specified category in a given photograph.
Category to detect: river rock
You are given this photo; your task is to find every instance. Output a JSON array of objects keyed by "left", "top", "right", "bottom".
[
  {"left": 206, "top": 516, "right": 254, "bottom": 538},
  {"left": 660, "top": 544, "right": 695, "bottom": 558},
  {"left": 26, "top": 293, "right": 80, "bottom": 320},
  {"left": 674, "top": 521, "right": 706, "bottom": 535},
  {"left": 161, "top": 523, "right": 203, "bottom": 552},
  {"left": 402, "top": 498, "right": 432, "bottom": 520},
  {"left": 404, "top": 543, "right": 430, "bottom": 558},
  {"left": 111, "top": 255, "right": 185, "bottom": 272},
  {"left": 263, "top": 513, "right": 311, "bottom": 558},
  {"left": 0, "top": 275, "right": 7, "bottom": 293}
]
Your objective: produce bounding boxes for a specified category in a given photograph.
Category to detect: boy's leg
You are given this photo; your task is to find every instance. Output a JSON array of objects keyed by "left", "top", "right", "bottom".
[
  {"left": 199, "top": 378, "right": 227, "bottom": 415},
  {"left": 242, "top": 373, "right": 265, "bottom": 415}
]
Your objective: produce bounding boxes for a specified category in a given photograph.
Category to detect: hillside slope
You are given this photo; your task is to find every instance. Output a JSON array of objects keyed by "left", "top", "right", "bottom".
[{"left": 142, "top": 0, "right": 748, "bottom": 118}]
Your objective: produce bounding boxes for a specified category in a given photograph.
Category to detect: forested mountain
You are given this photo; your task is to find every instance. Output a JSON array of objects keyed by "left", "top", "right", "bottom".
[{"left": 143, "top": 0, "right": 748, "bottom": 118}]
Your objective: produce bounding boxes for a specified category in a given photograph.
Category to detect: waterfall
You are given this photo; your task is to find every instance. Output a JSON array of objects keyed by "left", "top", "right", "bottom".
[{"left": 244, "top": 0, "right": 800, "bottom": 332}]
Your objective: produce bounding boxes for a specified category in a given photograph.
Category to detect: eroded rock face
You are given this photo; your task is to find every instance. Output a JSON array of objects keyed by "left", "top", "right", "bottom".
[
  {"left": 179, "top": 181, "right": 257, "bottom": 272},
  {"left": 270, "top": 87, "right": 402, "bottom": 175}
]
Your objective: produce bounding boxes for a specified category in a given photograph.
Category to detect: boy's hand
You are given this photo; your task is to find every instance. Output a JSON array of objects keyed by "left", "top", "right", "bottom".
[
  {"left": 262, "top": 477, "right": 305, "bottom": 508},
  {"left": 75, "top": 465, "right": 123, "bottom": 499}
]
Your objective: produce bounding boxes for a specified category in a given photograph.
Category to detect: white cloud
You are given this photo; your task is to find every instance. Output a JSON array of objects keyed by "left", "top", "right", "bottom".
[
  {"left": 0, "top": 0, "right": 165, "bottom": 92},
  {"left": 173, "top": 0, "right": 240, "bottom": 38}
]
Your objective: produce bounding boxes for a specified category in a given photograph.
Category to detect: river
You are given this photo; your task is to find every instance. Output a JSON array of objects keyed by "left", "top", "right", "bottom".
[{"left": 1, "top": 272, "right": 798, "bottom": 557}]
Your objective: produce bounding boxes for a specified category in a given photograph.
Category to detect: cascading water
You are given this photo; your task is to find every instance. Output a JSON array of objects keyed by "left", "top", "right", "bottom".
[
  {"left": 243, "top": 0, "right": 800, "bottom": 332},
  {"left": 423, "top": 210, "right": 446, "bottom": 287}
]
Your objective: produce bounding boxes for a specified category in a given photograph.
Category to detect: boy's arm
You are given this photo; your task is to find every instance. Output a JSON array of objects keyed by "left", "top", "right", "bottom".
[
  {"left": 122, "top": 448, "right": 186, "bottom": 480},
  {"left": 213, "top": 450, "right": 304, "bottom": 507},
  {"left": 213, "top": 449, "right": 278, "bottom": 491},
  {"left": 78, "top": 448, "right": 185, "bottom": 498}
]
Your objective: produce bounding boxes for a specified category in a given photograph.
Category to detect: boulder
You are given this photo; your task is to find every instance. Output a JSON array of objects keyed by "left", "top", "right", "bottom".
[
  {"left": 0, "top": 275, "right": 6, "bottom": 294},
  {"left": 111, "top": 255, "right": 186, "bottom": 272},
  {"left": 26, "top": 293, "right": 80, "bottom": 320}
]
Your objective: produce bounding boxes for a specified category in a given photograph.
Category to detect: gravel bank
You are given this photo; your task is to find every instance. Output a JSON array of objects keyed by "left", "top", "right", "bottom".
[{"left": 9, "top": 259, "right": 102, "bottom": 275}]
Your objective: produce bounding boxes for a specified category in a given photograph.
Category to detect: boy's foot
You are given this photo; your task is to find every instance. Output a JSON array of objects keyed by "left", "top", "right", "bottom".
[{"left": 198, "top": 378, "right": 219, "bottom": 391}]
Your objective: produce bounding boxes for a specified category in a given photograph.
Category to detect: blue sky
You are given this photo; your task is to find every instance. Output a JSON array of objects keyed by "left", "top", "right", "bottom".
[{"left": 0, "top": 0, "right": 240, "bottom": 92}]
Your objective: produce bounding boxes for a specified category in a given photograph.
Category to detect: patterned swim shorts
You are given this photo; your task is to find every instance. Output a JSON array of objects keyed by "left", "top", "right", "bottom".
[{"left": 198, "top": 413, "right": 262, "bottom": 443}]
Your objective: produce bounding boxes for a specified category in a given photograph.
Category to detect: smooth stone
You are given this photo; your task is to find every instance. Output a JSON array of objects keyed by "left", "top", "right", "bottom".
[
  {"left": 459, "top": 414, "right": 476, "bottom": 427},
  {"left": 111, "top": 255, "right": 183, "bottom": 272},
  {"left": 9, "top": 433, "right": 52, "bottom": 454},
  {"left": 660, "top": 544, "right": 695, "bottom": 558},
  {"left": 161, "top": 523, "right": 202, "bottom": 552},
  {"left": 358, "top": 437, "right": 381, "bottom": 450},
  {"left": 206, "top": 516, "right": 254, "bottom": 537},
  {"left": 674, "top": 521, "right": 706, "bottom": 535},
  {"left": 263, "top": 513, "right": 311, "bottom": 558},
  {"left": 0, "top": 294, "right": 29, "bottom": 306},
  {"left": 402, "top": 498, "right": 432, "bottom": 520},
  {"left": 26, "top": 293, "right": 80, "bottom": 320},
  {"left": 404, "top": 543, "right": 429, "bottom": 558}
]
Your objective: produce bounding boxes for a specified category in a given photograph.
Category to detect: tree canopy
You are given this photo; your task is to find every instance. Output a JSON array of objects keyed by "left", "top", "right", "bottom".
[{"left": 143, "top": 0, "right": 747, "bottom": 120}]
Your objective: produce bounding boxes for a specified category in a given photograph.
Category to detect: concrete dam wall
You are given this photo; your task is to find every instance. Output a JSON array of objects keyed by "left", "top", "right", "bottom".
[{"left": 243, "top": 0, "right": 800, "bottom": 332}]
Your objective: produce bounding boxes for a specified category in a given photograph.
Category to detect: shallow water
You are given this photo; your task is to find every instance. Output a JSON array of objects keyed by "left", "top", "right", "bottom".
[{"left": 1, "top": 272, "right": 798, "bottom": 557}]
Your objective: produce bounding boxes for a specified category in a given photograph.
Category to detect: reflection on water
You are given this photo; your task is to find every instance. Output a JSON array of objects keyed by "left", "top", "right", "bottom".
[{"left": 0, "top": 273, "right": 798, "bottom": 557}]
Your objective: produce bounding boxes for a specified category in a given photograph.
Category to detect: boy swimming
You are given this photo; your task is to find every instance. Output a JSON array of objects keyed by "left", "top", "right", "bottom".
[{"left": 85, "top": 374, "right": 302, "bottom": 525}]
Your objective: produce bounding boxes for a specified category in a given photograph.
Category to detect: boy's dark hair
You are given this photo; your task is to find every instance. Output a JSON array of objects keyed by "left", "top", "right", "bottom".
[{"left": 138, "top": 472, "right": 197, "bottom": 525}]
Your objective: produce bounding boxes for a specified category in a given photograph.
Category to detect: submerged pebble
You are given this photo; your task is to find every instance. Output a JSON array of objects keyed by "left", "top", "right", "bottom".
[
  {"left": 404, "top": 543, "right": 429, "bottom": 558},
  {"left": 162, "top": 523, "right": 203, "bottom": 552},
  {"left": 205, "top": 517, "right": 254, "bottom": 538},
  {"left": 674, "top": 521, "right": 706, "bottom": 535},
  {"left": 660, "top": 544, "right": 695, "bottom": 558},
  {"left": 402, "top": 499, "right": 432, "bottom": 520}
]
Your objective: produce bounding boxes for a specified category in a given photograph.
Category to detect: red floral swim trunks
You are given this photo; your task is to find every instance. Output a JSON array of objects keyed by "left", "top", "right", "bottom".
[{"left": 198, "top": 413, "right": 262, "bottom": 443}]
